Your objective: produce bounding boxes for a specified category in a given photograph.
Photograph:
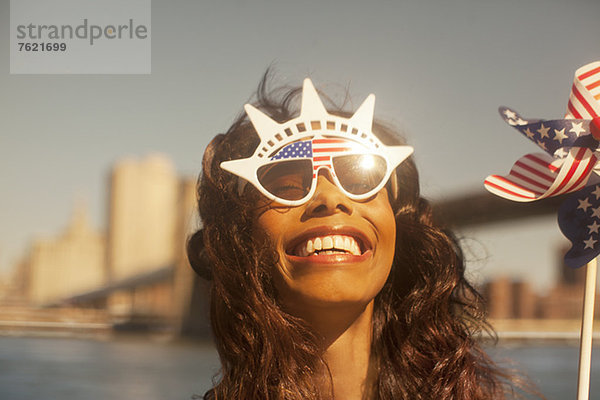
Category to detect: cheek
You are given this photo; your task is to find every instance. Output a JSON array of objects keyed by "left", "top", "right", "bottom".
[
  {"left": 254, "top": 206, "right": 297, "bottom": 258},
  {"left": 372, "top": 202, "right": 396, "bottom": 288},
  {"left": 374, "top": 196, "right": 397, "bottom": 260},
  {"left": 384, "top": 217, "right": 396, "bottom": 260},
  {"left": 357, "top": 195, "right": 396, "bottom": 301}
]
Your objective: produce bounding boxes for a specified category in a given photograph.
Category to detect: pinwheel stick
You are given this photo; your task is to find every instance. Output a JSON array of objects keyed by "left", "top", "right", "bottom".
[{"left": 577, "top": 258, "right": 597, "bottom": 400}]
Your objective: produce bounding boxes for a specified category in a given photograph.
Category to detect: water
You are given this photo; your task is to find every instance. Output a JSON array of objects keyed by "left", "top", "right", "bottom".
[
  {"left": 0, "top": 336, "right": 220, "bottom": 400},
  {"left": 489, "top": 344, "right": 598, "bottom": 399},
  {"left": 1, "top": 336, "right": 599, "bottom": 399}
]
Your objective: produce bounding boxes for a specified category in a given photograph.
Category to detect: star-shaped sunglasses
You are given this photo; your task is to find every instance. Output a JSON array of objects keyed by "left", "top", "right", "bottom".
[{"left": 220, "top": 78, "right": 413, "bottom": 206}]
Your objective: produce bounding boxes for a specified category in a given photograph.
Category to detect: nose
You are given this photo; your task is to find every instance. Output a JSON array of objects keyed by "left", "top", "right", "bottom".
[{"left": 303, "top": 169, "right": 354, "bottom": 217}]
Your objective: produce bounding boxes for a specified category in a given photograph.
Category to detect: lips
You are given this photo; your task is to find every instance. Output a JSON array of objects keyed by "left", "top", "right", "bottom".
[{"left": 286, "top": 226, "right": 371, "bottom": 259}]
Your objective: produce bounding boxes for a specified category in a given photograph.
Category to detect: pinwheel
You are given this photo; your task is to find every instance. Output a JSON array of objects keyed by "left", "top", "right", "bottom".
[{"left": 485, "top": 61, "right": 600, "bottom": 400}]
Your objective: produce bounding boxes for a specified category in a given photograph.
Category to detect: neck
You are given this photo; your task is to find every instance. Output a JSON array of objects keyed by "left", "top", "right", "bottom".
[{"left": 303, "top": 301, "right": 375, "bottom": 400}]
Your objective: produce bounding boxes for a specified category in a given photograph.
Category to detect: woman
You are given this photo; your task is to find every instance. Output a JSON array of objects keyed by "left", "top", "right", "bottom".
[{"left": 188, "top": 74, "right": 529, "bottom": 399}]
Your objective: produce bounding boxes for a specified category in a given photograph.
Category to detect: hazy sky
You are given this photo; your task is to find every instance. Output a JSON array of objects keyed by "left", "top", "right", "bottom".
[{"left": 1, "top": 0, "right": 599, "bottom": 291}]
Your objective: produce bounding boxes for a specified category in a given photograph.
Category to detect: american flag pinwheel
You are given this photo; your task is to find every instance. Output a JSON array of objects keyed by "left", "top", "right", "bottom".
[
  {"left": 484, "top": 61, "right": 600, "bottom": 400},
  {"left": 485, "top": 61, "right": 600, "bottom": 268}
]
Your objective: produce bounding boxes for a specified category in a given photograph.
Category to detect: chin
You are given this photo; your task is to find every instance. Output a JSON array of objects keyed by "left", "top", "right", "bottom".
[{"left": 273, "top": 260, "right": 389, "bottom": 312}]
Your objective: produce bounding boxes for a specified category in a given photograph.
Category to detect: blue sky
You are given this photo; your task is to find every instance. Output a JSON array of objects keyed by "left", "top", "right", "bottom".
[{"left": 1, "top": 0, "right": 599, "bottom": 291}]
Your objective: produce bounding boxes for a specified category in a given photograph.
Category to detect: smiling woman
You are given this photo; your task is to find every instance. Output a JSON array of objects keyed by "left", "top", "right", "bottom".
[{"left": 187, "top": 73, "right": 536, "bottom": 400}]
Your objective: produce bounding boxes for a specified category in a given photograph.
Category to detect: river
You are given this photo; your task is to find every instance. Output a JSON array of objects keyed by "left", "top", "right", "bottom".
[{"left": 0, "top": 336, "right": 599, "bottom": 399}]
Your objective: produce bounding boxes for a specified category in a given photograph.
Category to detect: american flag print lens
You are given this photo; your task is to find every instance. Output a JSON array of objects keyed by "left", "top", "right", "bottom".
[{"left": 257, "top": 138, "right": 389, "bottom": 202}]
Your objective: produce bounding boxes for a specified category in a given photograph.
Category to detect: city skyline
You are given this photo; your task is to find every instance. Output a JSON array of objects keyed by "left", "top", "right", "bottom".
[
  {"left": 4, "top": 148, "right": 589, "bottom": 315},
  {"left": 4, "top": 153, "right": 196, "bottom": 308},
  {"left": 0, "top": 150, "right": 576, "bottom": 295}
]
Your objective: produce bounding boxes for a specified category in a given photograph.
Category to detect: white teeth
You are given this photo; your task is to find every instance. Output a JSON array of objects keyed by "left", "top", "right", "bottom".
[
  {"left": 334, "top": 235, "right": 344, "bottom": 250},
  {"left": 344, "top": 237, "right": 351, "bottom": 250},
  {"left": 314, "top": 237, "right": 322, "bottom": 251},
  {"left": 298, "top": 234, "right": 362, "bottom": 256},
  {"left": 351, "top": 240, "right": 360, "bottom": 255}
]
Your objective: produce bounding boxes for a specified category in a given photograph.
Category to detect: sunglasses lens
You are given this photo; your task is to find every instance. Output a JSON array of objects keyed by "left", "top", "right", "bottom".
[
  {"left": 333, "top": 154, "right": 387, "bottom": 195},
  {"left": 257, "top": 160, "right": 313, "bottom": 201}
]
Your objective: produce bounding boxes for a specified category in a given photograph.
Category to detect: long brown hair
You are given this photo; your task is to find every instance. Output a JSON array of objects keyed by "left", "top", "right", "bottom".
[{"left": 188, "top": 73, "right": 535, "bottom": 399}]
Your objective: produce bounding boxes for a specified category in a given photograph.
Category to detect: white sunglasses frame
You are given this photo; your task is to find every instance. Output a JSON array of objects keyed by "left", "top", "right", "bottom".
[
  {"left": 251, "top": 144, "right": 411, "bottom": 206},
  {"left": 220, "top": 78, "right": 414, "bottom": 206}
]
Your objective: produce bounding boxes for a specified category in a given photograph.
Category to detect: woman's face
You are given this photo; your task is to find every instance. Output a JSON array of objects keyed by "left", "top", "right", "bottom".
[{"left": 255, "top": 170, "right": 396, "bottom": 314}]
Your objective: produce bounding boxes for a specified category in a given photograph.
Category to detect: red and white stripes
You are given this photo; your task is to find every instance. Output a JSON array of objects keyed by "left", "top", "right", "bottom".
[
  {"left": 485, "top": 147, "right": 597, "bottom": 202},
  {"left": 567, "top": 61, "right": 600, "bottom": 119},
  {"left": 485, "top": 153, "right": 557, "bottom": 201}
]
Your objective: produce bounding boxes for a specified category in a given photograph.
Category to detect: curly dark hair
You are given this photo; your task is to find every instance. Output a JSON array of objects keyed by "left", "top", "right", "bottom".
[{"left": 187, "top": 73, "right": 537, "bottom": 399}]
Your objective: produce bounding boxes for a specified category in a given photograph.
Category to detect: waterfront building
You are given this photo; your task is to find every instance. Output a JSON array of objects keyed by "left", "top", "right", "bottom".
[
  {"left": 107, "top": 154, "right": 179, "bottom": 281},
  {"left": 484, "top": 277, "right": 514, "bottom": 319},
  {"left": 28, "top": 205, "right": 106, "bottom": 305}
]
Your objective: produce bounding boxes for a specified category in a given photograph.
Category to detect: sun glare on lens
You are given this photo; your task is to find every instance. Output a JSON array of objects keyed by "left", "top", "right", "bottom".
[{"left": 359, "top": 155, "right": 376, "bottom": 170}]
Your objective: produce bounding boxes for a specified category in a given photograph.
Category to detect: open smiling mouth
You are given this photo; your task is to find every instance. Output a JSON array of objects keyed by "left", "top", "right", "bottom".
[{"left": 290, "top": 235, "right": 365, "bottom": 257}]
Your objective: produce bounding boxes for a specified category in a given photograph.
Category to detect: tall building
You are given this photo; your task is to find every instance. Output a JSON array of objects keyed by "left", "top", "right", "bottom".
[
  {"left": 512, "top": 280, "right": 537, "bottom": 319},
  {"left": 107, "top": 154, "right": 179, "bottom": 281},
  {"left": 4, "top": 253, "right": 32, "bottom": 306},
  {"left": 28, "top": 205, "right": 106, "bottom": 305},
  {"left": 174, "top": 177, "right": 211, "bottom": 336},
  {"left": 537, "top": 250, "right": 595, "bottom": 319},
  {"left": 484, "top": 277, "right": 513, "bottom": 319},
  {"left": 483, "top": 277, "right": 539, "bottom": 319}
]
